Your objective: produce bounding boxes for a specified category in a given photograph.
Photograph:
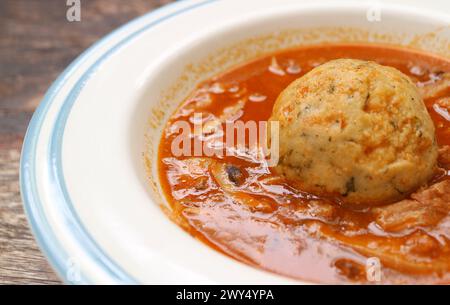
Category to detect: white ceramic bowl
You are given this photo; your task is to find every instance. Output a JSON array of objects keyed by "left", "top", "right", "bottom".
[{"left": 21, "top": 0, "right": 450, "bottom": 284}]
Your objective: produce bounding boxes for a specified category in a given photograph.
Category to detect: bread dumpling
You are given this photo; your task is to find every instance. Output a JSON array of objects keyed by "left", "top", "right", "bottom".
[{"left": 269, "top": 59, "right": 438, "bottom": 207}]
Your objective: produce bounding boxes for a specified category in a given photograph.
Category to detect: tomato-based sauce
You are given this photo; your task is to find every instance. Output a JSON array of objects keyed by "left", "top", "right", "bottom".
[{"left": 157, "top": 44, "right": 450, "bottom": 283}]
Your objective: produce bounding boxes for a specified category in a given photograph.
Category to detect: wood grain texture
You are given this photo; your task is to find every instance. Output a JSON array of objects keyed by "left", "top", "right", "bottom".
[{"left": 0, "top": 0, "right": 175, "bottom": 285}]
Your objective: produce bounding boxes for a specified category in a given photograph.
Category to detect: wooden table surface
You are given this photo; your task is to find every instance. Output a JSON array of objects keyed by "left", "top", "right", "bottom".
[{"left": 0, "top": 0, "right": 174, "bottom": 285}]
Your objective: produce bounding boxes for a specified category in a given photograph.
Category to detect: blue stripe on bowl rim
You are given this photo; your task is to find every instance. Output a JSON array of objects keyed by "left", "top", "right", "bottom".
[{"left": 20, "top": 0, "right": 218, "bottom": 284}]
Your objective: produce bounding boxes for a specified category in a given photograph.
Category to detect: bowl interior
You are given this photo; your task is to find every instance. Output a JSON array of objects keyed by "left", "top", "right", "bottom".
[{"left": 59, "top": 1, "right": 449, "bottom": 283}]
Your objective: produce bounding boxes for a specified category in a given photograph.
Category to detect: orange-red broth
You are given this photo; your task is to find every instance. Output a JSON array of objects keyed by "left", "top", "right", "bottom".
[{"left": 158, "top": 44, "right": 450, "bottom": 284}]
